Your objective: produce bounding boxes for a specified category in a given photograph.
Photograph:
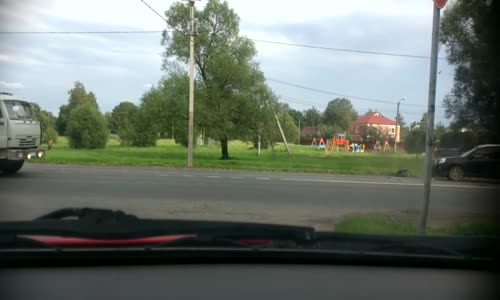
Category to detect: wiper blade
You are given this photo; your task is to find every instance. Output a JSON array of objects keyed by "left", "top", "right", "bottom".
[{"left": 0, "top": 208, "right": 315, "bottom": 248}]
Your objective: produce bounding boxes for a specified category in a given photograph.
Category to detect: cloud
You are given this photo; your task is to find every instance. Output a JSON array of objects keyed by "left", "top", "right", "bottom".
[
  {"left": 0, "top": 81, "right": 25, "bottom": 89},
  {"left": 144, "top": 83, "right": 153, "bottom": 89}
]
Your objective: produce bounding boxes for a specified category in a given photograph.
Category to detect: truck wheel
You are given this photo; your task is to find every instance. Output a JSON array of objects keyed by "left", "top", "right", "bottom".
[
  {"left": 2, "top": 160, "right": 24, "bottom": 174},
  {"left": 448, "top": 165, "right": 464, "bottom": 181}
]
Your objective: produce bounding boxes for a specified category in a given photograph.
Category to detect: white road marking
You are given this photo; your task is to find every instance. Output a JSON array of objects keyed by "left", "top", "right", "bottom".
[
  {"left": 230, "top": 176, "right": 244, "bottom": 179},
  {"left": 256, "top": 177, "right": 270, "bottom": 180},
  {"left": 182, "top": 174, "right": 193, "bottom": 177},
  {"left": 279, "top": 178, "right": 500, "bottom": 189},
  {"left": 207, "top": 175, "right": 220, "bottom": 178}
]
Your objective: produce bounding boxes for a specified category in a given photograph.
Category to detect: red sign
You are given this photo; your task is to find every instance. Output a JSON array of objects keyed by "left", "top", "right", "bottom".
[{"left": 433, "top": 0, "right": 448, "bottom": 9}]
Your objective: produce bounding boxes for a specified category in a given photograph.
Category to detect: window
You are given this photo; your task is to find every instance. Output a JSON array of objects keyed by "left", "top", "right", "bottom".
[
  {"left": 3, "top": 100, "right": 34, "bottom": 120},
  {"left": 389, "top": 128, "right": 395, "bottom": 134}
]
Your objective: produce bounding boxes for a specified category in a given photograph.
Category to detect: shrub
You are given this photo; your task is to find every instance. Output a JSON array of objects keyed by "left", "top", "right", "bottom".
[
  {"left": 119, "top": 108, "right": 157, "bottom": 147},
  {"left": 67, "top": 104, "right": 108, "bottom": 149},
  {"left": 404, "top": 129, "right": 426, "bottom": 157},
  {"left": 42, "top": 126, "right": 59, "bottom": 144}
]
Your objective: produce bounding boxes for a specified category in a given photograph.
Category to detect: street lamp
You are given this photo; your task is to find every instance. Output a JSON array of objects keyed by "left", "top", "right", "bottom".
[{"left": 394, "top": 97, "right": 405, "bottom": 154}]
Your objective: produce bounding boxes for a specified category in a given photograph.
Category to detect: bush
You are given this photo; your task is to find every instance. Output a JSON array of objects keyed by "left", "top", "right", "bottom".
[
  {"left": 67, "top": 104, "right": 108, "bottom": 149},
  {"left": 404, "top": 129, "right": 426, "bottom": 157},
  {"left": 42, "top": 126, "right": 59, "bottom": 144},
  {"left": 119, "top": 108, "right": 157, "bottom": 147},
  {"left": 439, "top": 131, "right": 477, "bottom": 151}
]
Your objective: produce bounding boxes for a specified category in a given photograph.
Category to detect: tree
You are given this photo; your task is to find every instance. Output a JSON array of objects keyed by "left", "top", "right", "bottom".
[
  {"left": 440, "top": 0, "right": 500, "bottom": 142},
  {"left": 118, "top": 106, "right": 157, "bottom": 147},
  {"left": 303, "top": 107, "right": 321, "bottom": 127},
  {"left": 404, "top": 129, "right": 426, "bottom": 158},
  {"left": 110, "top": 102, "right": 137, "bottom": 135},
  {"left": 288, "top": 108, "right": 305, "bottom": 129},
  {"left": 31, "top": 102, "right": 58, "bottom": 143},
  {"left": 56, "top": 81, "right": 99, "bottom": 135},
  {"left": 439, "top": 131, "right": 477, "bottom": 151},
  {"left": 104, "top": 112, "right": 112, "bottom": 133},
  {"left": 140, "top": 74, "right": 190, "bottom": 144},
  {"left": 419, "top": 112, "right": 429, "bottom": 131},
  {"left": 322, "top": 98, "right": 358, "bottom": 130},
  {"left": 161, "top": 0, "right": 271, "bottom": 159},
  {"left": 363, "top": 126, "right": 384, "bottom": 143},
  {"left": 66, "top": 104, "right": 108, "bottom": 149}
]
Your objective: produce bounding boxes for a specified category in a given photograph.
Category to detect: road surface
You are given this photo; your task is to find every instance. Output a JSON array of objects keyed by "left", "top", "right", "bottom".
[{"left": 1, "top": 163, "right": 499, "bottom": 229}]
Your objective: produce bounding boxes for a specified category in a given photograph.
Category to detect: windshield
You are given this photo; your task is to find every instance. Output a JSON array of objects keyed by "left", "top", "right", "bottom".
[
  {"left": 0, "top": 0, "right": 498, "bottom": 251},
  {"left": 3, "top": 100, "right": 35, "bottom": 120}
]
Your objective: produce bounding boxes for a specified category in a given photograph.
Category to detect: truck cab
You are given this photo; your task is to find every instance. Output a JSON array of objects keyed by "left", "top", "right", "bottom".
[{"left": 0, "top": 92, "right": 45, "bottom": 174}]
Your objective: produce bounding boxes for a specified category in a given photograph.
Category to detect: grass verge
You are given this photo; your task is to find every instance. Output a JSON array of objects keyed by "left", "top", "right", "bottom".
[
  {"left": 32, "top": 137, "right": 425, "bottom": 176},
  {"left": 335, "top": 215, "right": 500, "bottom": 236}
]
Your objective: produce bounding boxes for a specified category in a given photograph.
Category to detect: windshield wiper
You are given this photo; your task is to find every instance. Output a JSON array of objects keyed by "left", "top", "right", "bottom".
[
  {"left": 0, "top": 208, "right": 315, "bottom": 249},
  {"left": 0, "top": 208, "right": 498, "bottom": 264}
]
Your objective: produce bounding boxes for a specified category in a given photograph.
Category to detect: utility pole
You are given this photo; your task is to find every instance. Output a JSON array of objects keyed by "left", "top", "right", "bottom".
[
  {"left": 394, "top": 97, "right": 405, "bottom": 154},
  {"left": 274, "top": 111, "right": 291, "bottom": 154},
  {"left": 419, "top": 1, "right": 447, "bottom": 235},
  {"left": 298, "top": 118, "right": 301, "bottom": 144},
  {"left": 186, "top": 0, "right": 196, "bottom": 167}
]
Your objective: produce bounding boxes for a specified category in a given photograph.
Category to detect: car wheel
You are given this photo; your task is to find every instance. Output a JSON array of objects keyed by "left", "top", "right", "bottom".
[{"left": 448, "top": 165, "right": 464, "bottom": 181}]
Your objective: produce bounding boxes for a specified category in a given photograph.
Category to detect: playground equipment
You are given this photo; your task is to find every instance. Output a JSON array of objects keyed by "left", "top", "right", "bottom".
[
  {"left": 372, "top": 140, "right": 391, "bottom": 152},
  {"left": 326, "top": 133, "right": 350, "bottom": 152}
]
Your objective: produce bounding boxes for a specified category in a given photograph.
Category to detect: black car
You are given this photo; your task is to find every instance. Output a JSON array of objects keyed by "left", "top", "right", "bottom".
[{"left": 433, "top": 144, "right": 500, "bottom": 181}]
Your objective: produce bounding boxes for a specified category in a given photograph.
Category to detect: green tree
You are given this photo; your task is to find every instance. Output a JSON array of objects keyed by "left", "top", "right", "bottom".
[
  {"left": 404, "top": 129, "right": 426, "bottom": 158},
  {"left": 439, "top": 131, "right": 477, "bottom": 151},
  {"left": 66, "top": 104, "right": 108, "bottom": 149},
  {"left": 288, "top": 108, "right": 305, "bottom": 129},
  {"left": 118, "top": 106, "right": 157, "bottom": 147},
  {"left": 162, "top": 0, "right": 272, "bottom": 159},
  {"left": 440, "top": 0, "right": 500, "bottom": 142},
  {"left": 303, "top": 107, "right": 321, "bottom": 127},
  {"left": 110, "top": 102, "right": 137, "bottom": 135},
  {"left": 56, "top": 81, "right": 99, "bottom": 135},
  {"left": 141, "top": 74, "right": 190, "bottom": 144},
  {"left": 31, "top": 102, "right": 58, "bottom": 143},
  {"left": 322, "top": 98, "right": 358, "bottom": 130}
]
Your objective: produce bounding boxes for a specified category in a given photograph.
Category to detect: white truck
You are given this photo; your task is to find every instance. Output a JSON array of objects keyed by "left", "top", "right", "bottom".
[{"left": 0, "top": 92, "right": 45, "bottom": 174}]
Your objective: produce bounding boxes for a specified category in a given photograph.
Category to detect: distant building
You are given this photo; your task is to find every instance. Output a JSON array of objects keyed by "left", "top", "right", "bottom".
[
  {"left": 300, "top": 126, "right": 320, "bottom": 145},
  {"left": 349, "top": 112, "right": 400, "bottom": 142}
]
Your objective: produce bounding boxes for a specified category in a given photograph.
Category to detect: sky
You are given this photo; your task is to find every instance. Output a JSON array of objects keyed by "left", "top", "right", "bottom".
[{"left": 0, "top": 0, "right": 455, "bottom": 126}]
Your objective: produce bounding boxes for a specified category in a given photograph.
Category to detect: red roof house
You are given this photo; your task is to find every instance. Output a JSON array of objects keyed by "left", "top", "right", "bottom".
[{"left": 349, "top": 112, "right": 400, "bottom": 142}]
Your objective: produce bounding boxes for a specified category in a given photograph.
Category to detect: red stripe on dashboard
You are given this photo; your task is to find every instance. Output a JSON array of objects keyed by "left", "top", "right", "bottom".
[{"left": 18, "top": 234, "right": 197, "bottom": 246}]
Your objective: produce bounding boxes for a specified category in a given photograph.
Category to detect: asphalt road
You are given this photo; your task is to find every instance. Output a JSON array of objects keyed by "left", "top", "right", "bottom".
[{"left": 1, "top": 163, "right": 499, "bottom": 229}]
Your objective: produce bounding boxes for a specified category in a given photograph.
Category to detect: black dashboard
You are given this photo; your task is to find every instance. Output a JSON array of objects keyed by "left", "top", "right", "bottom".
[{"left": 1, "top": 264, "right": 497, "bottom": 300}]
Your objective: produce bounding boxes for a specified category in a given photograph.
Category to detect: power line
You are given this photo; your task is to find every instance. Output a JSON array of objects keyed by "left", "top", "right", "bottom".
[
  {"left": 268, "top": 77, "right": 437, "bottom": 108},
  {"left": 269, "top": 78, "right": 393, "bottom": 105},
  {"left": 0, "top": 29, "right": 446, "bottom": 61},
  {"left": 252, "top": 39, "right": 446, "bottom": 61},
  {"left": 140, "top": 0, "right": 167, "bottom": 22}
]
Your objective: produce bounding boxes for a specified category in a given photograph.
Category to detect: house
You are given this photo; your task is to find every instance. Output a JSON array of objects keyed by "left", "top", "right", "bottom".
[
  {"left": 300, "top": 126, "right": 320, "bottom": 145},
  {"left": 349, "top": 112, "right": 400, "bottom": 142}
]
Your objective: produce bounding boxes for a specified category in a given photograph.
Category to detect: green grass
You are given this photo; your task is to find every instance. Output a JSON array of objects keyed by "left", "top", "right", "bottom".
[
  {"left": 32, "top": 137, "right": 424, "bottom": 176},
  {"left": 335, "top": 215, "right": 500, "bottom": 236}
]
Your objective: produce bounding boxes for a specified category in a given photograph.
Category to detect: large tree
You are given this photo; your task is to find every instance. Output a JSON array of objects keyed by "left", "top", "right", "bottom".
[
  {"left": 322, "top": 98, "right": 358, "bottom": 131},
  {"left": 303, "top": 107, "right": 322, "bottom": 127},
  {"left": 440, "top": 0, "right": 500, "bottom": 141},
  {"left": 110, "top": 101, "right": 138, "bottom": 135},
  {"left": 56, "top": 81, "right": 99, "bottom": 135},
  {"left": 161, "top": 0, "right": 270, "bottom": 159}
]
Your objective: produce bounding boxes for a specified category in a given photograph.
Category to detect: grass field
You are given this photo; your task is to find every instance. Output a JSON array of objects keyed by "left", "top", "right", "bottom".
[
  {"left": 32, "top": 137, "right": 425, "bottom": 176},
  {"left": 335, "top": 215, "right": 500, "bottom": 236}
]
